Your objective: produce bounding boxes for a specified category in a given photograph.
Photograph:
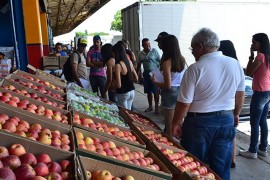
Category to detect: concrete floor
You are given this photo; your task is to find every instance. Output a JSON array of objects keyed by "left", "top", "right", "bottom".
[{"left": 133, "top": 83, "right": 270, "bottom": 180}]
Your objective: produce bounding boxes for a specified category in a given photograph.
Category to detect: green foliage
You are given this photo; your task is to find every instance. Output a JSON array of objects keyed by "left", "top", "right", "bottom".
[
  {"left": 110, "top": 11, "right": 122, "bottom": 32},
  {"left": 89, "top": 32, "right": 109, "bottom": 36},
  {"left": 75, "top": 31, "right": 109, "bottom": 37}
]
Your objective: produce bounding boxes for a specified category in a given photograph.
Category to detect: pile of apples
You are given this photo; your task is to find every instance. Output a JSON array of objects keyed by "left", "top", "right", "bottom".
[
  {"left": 0, "top": 92, "right": 68, "bottom": 123},
  {"left": 0, "top": 143, "right": 73, "bottom": 179},
  {"left": 73, "top": 114, "right": 139, "bottom": 144},
  {"left": 0, "top": 114, "right": 71, "bottom": 151},
  {"left": 17, "top": 74, "right": 64, "bottom": 92},
  {"left": 9, "top": 79, "right": 64, "bottom": 101},
  {"left": 126, "top": 112, "right": 158, "bottom": 129},
  {"left": 137, "top": 126, "right": 174, "bottom": 146},
  {"left": 158, "top": 147, "right": 216, "bottom": 179},
  {"left": 86, "top": 169, "right": 135, "bottom": 180},
  {"left": 76, "top": 132, "right": 161, "bottom": 171},
  {"left": 1, "top": 85, "right": 65, "bottom": 109}
]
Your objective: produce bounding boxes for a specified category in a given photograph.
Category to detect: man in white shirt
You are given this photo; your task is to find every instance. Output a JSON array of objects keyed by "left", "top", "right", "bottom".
[{"left": 172, "top": 28, "right": 245, "bottom": 180}]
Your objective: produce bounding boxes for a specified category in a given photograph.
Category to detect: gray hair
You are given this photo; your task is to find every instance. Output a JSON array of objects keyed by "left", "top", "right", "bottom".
[{"left": 191, "top": 28, "right": 220, "bottom": 49}]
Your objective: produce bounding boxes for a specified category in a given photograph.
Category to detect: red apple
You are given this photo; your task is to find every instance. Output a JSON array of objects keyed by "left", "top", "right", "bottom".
[
  {"left": 9, "top": 143, "right": 26, "bottom": 156},
  {"left": 111, "top": 148, "right": 120, "bottom": 156},
  {"left": 0, "top": 167, "right": 16, "bottom": 180},
  {"left": 104, "top": 148, "right": 113, "bottom": 156},
  {"left": 92, "top": 137, "right": 101, "bottom": 144},
  {"left": 2, "top": 155, "right": 21, "bottom": 169},
  {"left": 47, "top": 162, "right": 62, "bottom": 173},
  {"left": 59, "top": 160, "right": 71, "bottom": 172},
  {"left": 34, "top": 162, "right": 49, "bottom": 176},
  {"left": 0, "top": 114, "right": 9, "bottom": 124},
  {"left": 101, "top": 142, "right": 110, "bottom": 150},
  {"left": 14, "top": 164, "right": 36, "bottom": 180},
  {"left": 61, "top": 144, "right": 71, "bottom": 151},
  {"left": 86, "top": 144, "right": 96, "bottom": 152},
  {"left": 36, "top": 154, "right": 51, "bottom": 164},
  {"left": 2, "top": 121, "right": 16, "bottom": 133},
  {"left": 20, "top": 153, "right": 37, "bottom": 165},
  {"left": 19, "top": 120, "right": 30, "bottom": 129},
  {"left": 60, "top": 171, "right": 73, "bottom": 180},
  {"left": 0, "top": 146, "right": 9, "bottom": 160}
]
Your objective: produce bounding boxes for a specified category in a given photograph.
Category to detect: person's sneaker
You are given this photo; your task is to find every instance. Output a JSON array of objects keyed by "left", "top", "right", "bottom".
[
  {"left": 257, "top": 149, "right": 268, "bottom": 157},
  {"left": 239, "top": 150, "right": 257, "bottom": 159}
]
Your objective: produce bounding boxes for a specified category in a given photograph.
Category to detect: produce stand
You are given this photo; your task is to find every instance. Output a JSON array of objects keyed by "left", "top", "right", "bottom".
[{"left": 0, "top": 70, "right": 221, "bottom": 180}]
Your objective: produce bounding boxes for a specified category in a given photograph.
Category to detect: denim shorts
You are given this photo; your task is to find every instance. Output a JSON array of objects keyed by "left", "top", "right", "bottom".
[
  {"left": 143, "top": 71, "right": 158, "bottom": 94},
  {"left": 161, "top": 86, "right": 180, "bottom": 109}
]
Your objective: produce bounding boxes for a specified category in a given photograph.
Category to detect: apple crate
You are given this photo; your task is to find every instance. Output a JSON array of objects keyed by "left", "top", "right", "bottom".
[
  {"left": 73, "top": 127, "right": 172, "bottom": 180},
  {"left": 33, "top": 68, "right": 66, "bottom": 87},
  {"left": 129, "top": 121, "right": 184, "bottom": 150},
  {"left": 0, "top": 95, "right": 72, "bottom": 129},
  {"left": 77, "top": 155, "right": 167, "bottom": 180},
  {"left": 0, "top": 79, "right": 67, "bottom": 109},
  {"left": 0, "top": 131, "right": 77, "bottom": 179},
  {"left": 0, "top": 86, "right": 67, "bottom": 110},
  {"left": 119, "top": 108, "right": 162, "bottom": 131},
  {"left": 6, "top": 74, "right": 66, "bottom": 99},
  {"left": 12, "top": 69, "right": 66, "bottom": 90},
  {"left": 0, "top": 105, "right": 74, "bottom": 152},
  {"left": 72, "top": 110, "right": 146, "bottom": 149},
  {"left": 147, "top": 143, "right": 221, "bottom": 180}
]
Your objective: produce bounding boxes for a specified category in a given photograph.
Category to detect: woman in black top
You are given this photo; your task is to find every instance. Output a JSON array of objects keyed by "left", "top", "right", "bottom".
[{"left": 112, "top": 43, "right": 138, "bottom": 110}]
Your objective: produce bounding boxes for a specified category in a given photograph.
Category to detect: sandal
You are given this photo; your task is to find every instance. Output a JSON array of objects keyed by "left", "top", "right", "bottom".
[{"left": 144, "top": 108, "right": 153, "bottom": 112}]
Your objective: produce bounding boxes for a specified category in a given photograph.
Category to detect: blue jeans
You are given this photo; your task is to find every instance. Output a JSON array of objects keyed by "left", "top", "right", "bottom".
[
  {"left": 181, "top": 111, "right": 235, "bottom": 180},
  {"left": 89, "top": 76, "right": 106, "bottom": 95},
  {"left": 249, "top": 91, "right": 270, "bottom": 153},
  {"left": 116, "top": 90, "right": 135, "bottom": 110}
]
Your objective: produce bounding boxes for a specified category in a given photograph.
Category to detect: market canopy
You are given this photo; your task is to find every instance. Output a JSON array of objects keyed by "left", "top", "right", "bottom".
[{"left": 46, "top": 0, "right": 110, "bottom": 36}]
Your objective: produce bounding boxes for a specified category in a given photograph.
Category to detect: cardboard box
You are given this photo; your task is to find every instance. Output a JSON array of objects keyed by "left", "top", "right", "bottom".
[
  {"left": 59, "top": 56, "right": 69, "bottom": 68},
  {"left": 147, "top": 143, "right": 221, "bottom": 180},
  {"left": 13, "top": 69, "right": 66, "bottom": 90},
  {"left": 0, "top": 105, "right": 74, "bottom": 152},
  {"left": 119, "top": 108, "right": 162, "bottom": 131},
  {"left": 27, "top": 64, "right": 67, "bottom": 87},
  {"left": 0, "top": 78, "right": 67, "bottom": 109},
  {"left": 130, "top": 121, "right": 184, "bottom": 150},
  {"left": 42, "top": 56, "right": 60, "bottom": 70},
  {"left": 0, "top": 96, "right": 71, "bottom": 129},
  {"left": 78, "top": 155, "right": 168, "bottom": 180},
  {"left": 0, "top": 131, "right": 77, "bottom": 178},
  {"left": 5, "top": 74, "right": 66, "bottom": 101},
  {"left": 73, "top": 127, "right": 172, "bottom": 180},
  {"left": 72, "top": 111, "right": 146, "bottom": 149},
  {"left": 7, "top": 73, "right": 66, "bottom": 96}
]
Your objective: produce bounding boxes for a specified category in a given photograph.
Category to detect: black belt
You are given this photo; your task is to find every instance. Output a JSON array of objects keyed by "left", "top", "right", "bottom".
[{"left": 187, "top": 110, "right": 232, "bottom": 117}]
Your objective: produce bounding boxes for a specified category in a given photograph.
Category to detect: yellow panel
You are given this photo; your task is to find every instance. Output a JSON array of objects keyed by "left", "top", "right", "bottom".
[
  {"left": 40, "top": 13, "right": 49, "bottom": 45},
  {"left": 22, "top": 0, "right": 42, "bottom": 44}
]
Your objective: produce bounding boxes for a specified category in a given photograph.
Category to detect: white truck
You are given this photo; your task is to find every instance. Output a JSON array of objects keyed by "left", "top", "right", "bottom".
[{"left": 121, "top": 1, "right": 270, "bottom": 66}]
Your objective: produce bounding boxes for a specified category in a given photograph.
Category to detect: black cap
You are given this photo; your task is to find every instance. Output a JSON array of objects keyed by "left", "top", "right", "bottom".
[
  {"left": 154, "top": 32, "right": 169, "bottom": 42},
  {"left": 93, "top": 35, "right": 101, "bottom": 41}
]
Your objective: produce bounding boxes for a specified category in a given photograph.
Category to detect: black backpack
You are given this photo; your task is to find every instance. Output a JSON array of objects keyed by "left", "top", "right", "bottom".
[{"left": 62, "top": 51, "right": 81, "bottom": 82}]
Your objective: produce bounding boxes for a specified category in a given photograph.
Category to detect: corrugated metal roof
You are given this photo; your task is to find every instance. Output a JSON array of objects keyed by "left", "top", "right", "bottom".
[{"left": 47, "top": 0, "right": 110, "bottom": 36}]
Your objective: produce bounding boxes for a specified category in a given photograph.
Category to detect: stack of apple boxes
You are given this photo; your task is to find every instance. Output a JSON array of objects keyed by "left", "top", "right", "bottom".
[
  {"left": 0, "top": 69, "right": 220, "bottom": 180},
  {"left": 118, "top": 109, "right": 221, "bottom": 180},
  {"left": 0, "top": 70, "right": 75, "bottom": 179}
]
